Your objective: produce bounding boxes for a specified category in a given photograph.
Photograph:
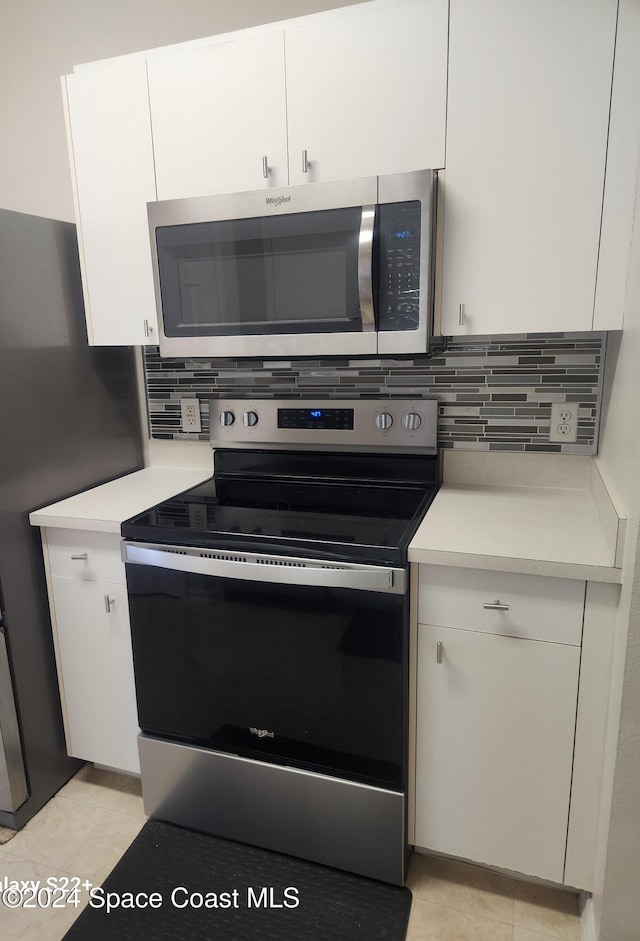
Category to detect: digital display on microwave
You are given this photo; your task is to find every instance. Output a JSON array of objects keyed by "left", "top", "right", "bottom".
[{"left": 277, "top": 408, "right": 354, "bottom": 430}]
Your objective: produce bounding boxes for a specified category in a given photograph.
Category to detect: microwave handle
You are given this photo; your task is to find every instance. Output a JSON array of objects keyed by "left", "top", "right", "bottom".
[{"left": 358, "top": 206, "right": 376, "bottom": 332}]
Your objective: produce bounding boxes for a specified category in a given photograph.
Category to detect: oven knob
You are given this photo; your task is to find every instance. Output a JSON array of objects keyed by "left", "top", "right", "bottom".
[
  {"left": 243, "top": 411, "right": 258, "bottom": 427},
  {"left": 403, "top": 412, "right": 422, "bottom": 432},
  {"left": 375, "top": 412, "right": 394, "bottom": 431},
  {"left": 219, "top": 410, "right": 235, "bottom": 427}
]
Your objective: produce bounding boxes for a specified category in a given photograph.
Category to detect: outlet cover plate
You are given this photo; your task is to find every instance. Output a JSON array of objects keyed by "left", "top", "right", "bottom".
[
  {"left": 180, "top": 398, "right": 201, "bottom": 433},
  {"left": 549, "top": 402, "right": 578, "bottom": 443}
]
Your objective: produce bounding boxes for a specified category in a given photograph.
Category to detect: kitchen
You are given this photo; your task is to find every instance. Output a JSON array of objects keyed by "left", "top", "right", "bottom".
[{"left": 0, "top": 1, "right": 639, "bottom": 940}]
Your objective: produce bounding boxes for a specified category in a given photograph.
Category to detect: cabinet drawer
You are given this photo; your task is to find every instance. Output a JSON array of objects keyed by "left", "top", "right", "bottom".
[
  {"left": 418, "top": 565, "right": 584, "bottom": 645},
  {"left": 45, "top": 528, "right": 125, "bottom": 584}
]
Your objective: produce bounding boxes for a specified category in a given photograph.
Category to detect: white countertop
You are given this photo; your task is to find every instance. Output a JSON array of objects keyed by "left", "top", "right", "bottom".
[
  {"left": 28, "top": 466, "right": 212, "bottom": 533},
  {"left": 409, "top": 481, "right": 622, "bottom": 583},
  {"left": 29, "top": 450, "right": 625, "bottom": 584}
]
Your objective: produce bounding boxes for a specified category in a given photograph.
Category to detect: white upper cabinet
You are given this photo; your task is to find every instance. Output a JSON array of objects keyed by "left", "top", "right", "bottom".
[
  {"left": 148, "top": 32, "right": 289, "bottom": 200},
  {"left": 440, "top": 0, "right": 618, "bottom": 336},
  {"left": 64, "top": 58, "right": 158, "bottom": 345},
  {"left": 285, "top": 0, "right": 448, "bottom": 185},
  {"left": 147, "top": 0, "right": 448, "bottom": 199}
]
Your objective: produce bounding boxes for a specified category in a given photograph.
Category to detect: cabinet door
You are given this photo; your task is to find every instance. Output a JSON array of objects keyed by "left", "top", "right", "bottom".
[
  {"left": 148, "top": 32, "right": 288, "bottom": 200},
  {"left": 593, "top": 0, "right": 640, "bottom": 330},
  {"left": 285, "top": 0, "right": 447, "bottom": 185},
  {"left": 51, "top": 576, "right": 140, "bottom": 774},
  {"left": 441, "top": 0, "right": 618, "bottom": 335},
  {"left": 64, "top": 60, "right": 158, "bottom": 345},
  {"left": 415, "top": 624, "right": 580, "bottom": 882}
]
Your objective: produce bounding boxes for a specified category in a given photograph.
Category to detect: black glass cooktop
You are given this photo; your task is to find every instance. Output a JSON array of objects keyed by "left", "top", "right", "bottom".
[{"left": 122, "top": 450, "right": 440, "bottom": 565}]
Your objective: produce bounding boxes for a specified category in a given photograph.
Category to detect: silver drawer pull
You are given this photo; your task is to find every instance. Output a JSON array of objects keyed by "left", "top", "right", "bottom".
[
  {"left": 483, "top": 600, "right": 510, "bottom": 611},
  {"left": 302, "top": 149, "right": 309, "bottom": 173},
  {"left": 436, "top": 641, "right": 444, "bottom": 664},
  {"left": 71, "top": 553, "right": 88, "bottom": 560},
  {"left": 262, "top": 155, "right": 269, "bottom": 178},
  {"left": 104, "top": 595, "right": 114, "bottom": 614}
]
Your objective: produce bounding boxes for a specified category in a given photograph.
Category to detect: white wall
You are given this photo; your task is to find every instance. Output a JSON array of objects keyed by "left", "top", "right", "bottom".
[
  {"left": 589, "top": 2, "right": 640, "bottom": 936},
  {"left": 592, "top": 161, "right": 640, "bottom": 939},
  {"left": 0, "top": 0, "right": 365, "bottom": 222}
]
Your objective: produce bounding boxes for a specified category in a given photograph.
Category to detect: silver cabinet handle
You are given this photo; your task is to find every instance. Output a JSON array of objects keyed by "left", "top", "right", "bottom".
[
  {"left": 262, "top": 156, "right": 269, "bottom": 179},
  {"left": 436, "top": 641, "right": 444, "bottom": 664},
  {"left": 459, "top": 303, "right": 465, "bottom": 326},
  {"left": 302, "top": 149, "right": 309, "bottom": 173},
  {"left": 71, "top": 553, "right": 88, "bottom": 560},
  {"left": 144, "top": 319, "right": 153, "bottom": 337},
  {"left": 104, "top": 595, "right": 114, "bottom": 614},
  {"left": 483, "top": 600, "right": 510, "bottom": 611}
]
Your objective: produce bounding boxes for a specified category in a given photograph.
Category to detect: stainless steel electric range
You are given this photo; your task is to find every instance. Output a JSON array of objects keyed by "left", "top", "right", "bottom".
[{"left": 121, "top": 398, "right": 439, "bottom": 885}]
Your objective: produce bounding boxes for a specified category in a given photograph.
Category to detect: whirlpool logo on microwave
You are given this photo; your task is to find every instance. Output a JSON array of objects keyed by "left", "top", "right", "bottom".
[{"left": 265, "top": 195, "right": 291, "bottom": 207}]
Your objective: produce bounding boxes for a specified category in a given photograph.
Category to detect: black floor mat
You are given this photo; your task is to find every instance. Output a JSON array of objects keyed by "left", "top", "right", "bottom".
[{"left": 63, "top": 819, "right": 412, "bottom": 940}]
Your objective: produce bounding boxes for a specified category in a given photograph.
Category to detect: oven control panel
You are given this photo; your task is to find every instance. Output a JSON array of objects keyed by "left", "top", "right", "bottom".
[{"left": 209, "top": 398, "right": 438, "bottom": 453}]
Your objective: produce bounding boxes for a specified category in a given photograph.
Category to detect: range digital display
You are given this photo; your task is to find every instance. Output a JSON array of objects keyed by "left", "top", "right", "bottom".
[{"left": 277, "top": 408, "right": 354, "bottom": 430}]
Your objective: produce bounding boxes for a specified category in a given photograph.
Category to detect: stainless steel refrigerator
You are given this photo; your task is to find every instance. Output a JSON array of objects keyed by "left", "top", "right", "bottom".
[{"left": 0, "top": 208, "right": 143, "bottom": 828}]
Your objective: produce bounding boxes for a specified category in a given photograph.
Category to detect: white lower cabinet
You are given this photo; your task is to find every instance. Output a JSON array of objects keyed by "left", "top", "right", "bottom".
[
  {"left": 44, "top": 530, "right": 140, "bottom": 774},
  {"left": 414, "top": 565, "right": 583, "bottom": 883}
]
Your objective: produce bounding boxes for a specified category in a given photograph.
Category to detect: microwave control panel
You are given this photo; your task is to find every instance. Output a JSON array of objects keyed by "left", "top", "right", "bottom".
[{"left": 377, "top": 201, "right": 421, "bottom": 333}]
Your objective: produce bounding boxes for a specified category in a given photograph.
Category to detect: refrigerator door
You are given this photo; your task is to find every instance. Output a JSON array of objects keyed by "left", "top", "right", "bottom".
[
  {"left": 0, "top": 208, "right": 143, "bottom": 829},
  {"left": 0, "top": 602, "right": 28, "bottom": 813}
]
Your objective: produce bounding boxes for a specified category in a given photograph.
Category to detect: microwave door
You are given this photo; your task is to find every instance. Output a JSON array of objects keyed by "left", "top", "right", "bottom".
[{"left": 153, "top": 199, "right": 379, "bottom": 359}]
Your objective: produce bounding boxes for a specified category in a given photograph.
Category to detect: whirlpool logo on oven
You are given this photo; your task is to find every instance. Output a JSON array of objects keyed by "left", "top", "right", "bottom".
[
  {"left": 249, "top": 727, "right": 275, "bottom": 739},
  {"left": 264, "top": 195, "right": 291, "bottom": 207}
]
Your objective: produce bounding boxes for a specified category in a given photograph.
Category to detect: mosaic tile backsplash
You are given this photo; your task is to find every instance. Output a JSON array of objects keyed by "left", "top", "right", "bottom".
[{"left": 144, "top": 332, "right": 605, "bottom": 453}]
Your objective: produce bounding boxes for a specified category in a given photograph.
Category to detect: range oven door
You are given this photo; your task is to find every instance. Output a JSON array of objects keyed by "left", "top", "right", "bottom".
[{"left": 124, "top": 542, "right": 409, "bottom": 791}]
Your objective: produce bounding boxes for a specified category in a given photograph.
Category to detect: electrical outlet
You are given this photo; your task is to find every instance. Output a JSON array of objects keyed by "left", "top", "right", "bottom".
[
  {"left": 549, "top": 402, "right": 578, "bottom": 443},
  {"left": 180, "top": 398, "right": 201, "bottom": 433},
  {"left": 188, "top": 503, "right": 207, "bottom": 528}
]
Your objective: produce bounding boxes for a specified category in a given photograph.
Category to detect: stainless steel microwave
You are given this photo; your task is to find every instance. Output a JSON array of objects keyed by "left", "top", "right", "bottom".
[{"left": 147, "top": 169, "right": 436, "bottom": 359}]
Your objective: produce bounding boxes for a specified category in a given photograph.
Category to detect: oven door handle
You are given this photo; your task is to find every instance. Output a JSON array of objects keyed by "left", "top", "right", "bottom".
[{"left": 122, "top": 541, "right": 405, "bottom": 594}]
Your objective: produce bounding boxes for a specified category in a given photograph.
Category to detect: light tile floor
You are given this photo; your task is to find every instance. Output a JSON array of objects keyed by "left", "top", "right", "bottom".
[
  {"left": 0, "top": 765, "right": 146, "bottom": 941},
  {"left": 406, "top": 853, "right": 581, "bottom": 941},
  {"left": 0, "top": 766, "right": 582, "bottom": 941}
]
